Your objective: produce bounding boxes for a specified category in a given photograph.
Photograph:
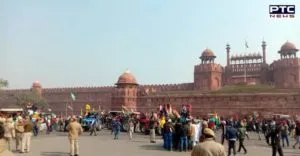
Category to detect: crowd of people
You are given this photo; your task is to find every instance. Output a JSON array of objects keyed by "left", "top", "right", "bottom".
[
  {"left": 156, "top": 115, "right": 300, "bottom": 156},
  {"left": 0, "top": 114, "right": 34, "bottom": 156},
  {"left": 0, "top": 109, "right": 300, "bottom": 156},
  {"left": 108, "top": 104, "right": 300, "bottom": 156}
]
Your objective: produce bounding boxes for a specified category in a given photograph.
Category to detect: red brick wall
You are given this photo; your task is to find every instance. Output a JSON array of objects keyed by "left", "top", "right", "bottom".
[
  {"left": 137, "top": 93, "right": 300, "bottom": 117},
  {"left": 273, "top": 58, "right": 300, "bottom": 88}
]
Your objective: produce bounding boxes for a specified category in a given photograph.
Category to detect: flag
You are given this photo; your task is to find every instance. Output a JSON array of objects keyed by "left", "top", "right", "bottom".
[
  {"left": 70, "top": 92, "right": 76, "bottom": 101},
  {"left": 245, "top": 41, "right": 249, "bottom": 49}
]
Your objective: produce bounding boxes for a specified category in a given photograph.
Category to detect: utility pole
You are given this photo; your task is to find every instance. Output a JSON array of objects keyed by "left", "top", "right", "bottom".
[
  {"left": 244, "top": 58, "right": 247, "bottom": 83},
  {"left": 244, "top": 41, "right": 248, "bottom": 84}
]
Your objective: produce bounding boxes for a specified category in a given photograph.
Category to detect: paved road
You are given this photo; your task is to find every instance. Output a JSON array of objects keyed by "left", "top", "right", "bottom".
[{"left": 11, "top": 130, "right": 300, "bottom": 156}]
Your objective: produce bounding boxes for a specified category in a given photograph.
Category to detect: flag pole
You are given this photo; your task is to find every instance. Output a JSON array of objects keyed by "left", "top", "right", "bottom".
[
  {"left": 65, "top": 101, "right": 67, "bottom": 118},
  {"left": 244, "top": 41, "right": 247, "bottom": 84},
  {"left": 71, "top": 97, "right": 74, "bottom": 116}
]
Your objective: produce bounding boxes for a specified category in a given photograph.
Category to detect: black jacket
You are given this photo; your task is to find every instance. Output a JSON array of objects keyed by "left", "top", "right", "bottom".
[
  {"left": 295, "top": 125, "right": 300, "bottom": 136},
  {"left": 179, "top": 124, "right": 189, "bottom": 137},
  {"left": 174, "top": 122, "right": 183, "bottom": 135},
  {"left": 266, "top": 128, "right": 281, "bottom": 146}
]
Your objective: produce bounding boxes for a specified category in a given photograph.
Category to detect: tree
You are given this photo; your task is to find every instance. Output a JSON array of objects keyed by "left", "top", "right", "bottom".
[
  {"left": 15, "top": 91, "right": 48, "bottom": 111},
  {"left": 0, "top": 79, "right": 8, "bottom": 88},
  {"left": 0, "top": 78, "right": 8, "bottom": 88},
  {"left": 0, "top": 79, "right": 8, "bottom": 100}
]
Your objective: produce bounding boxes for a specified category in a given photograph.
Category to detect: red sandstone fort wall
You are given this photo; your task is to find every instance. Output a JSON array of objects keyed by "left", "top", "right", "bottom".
[
  {"left": 1, "top": 87, "right": 114, "bottom": 116},
  {"left": 3, "top": 86, "right": 300, "bottom": 118},
  {"left": 42, "top": 86, "right": 114, "bottom": 115},
  {"left": 273, "top": 58, "right": 300, "bottom": 88},
  {"left": 137, "top": 93, "right": 300, "bottom": 117},
  {"left": 139, "top": 83, "right": 194, "bottom": 93}
]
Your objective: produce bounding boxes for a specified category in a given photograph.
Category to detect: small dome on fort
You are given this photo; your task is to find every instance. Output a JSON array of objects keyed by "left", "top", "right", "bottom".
[
  {"left": 280, "top": 41, "right": 298, "bottom": 52},
  {"left": 201, "top": 49, "right": 215, "bottom": 57},
  {"left": 116, "top": 70, "right": 138, "bottom": 85},
  {"left": 32, "top": 81, "right": 42, "bottom": 88}
]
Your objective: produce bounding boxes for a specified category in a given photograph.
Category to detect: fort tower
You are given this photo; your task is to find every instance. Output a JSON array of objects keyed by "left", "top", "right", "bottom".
[
  {"left": 111, "top": 70, "right": 138, "bottom": 111},
  {"left": 194, "top": 49, "right": 222, "bottom": 90}
]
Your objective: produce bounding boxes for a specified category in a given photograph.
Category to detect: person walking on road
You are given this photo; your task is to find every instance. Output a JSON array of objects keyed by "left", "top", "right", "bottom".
[
  {"left": 149, "top": 113, "right": 159, "bottom": 143},
  {"left": 226, "top": 122, "right": 238, "bottom": 156},
  {"left": 220, "top": 120, "right": 226, "bottom": 145},
  {"left": 266, "top": 122, "right": 283, "bottom": 156},
  {"left": 293, "top": 121, "right": 300, "bottom": 149},
  {"left": 67, "top": 116, "right": 83, "bottom": 156},
  {"left": 113, "top": 119, "right": 121, "bottom": 140},
  {"left": 89, "top": 120, "right": 97, "bottom": 136},
  {"left": 128, "top": 118, "right": 135, "bottom": 140},
  {"left": 280, "top": 121, "right": 290, "bottom": 147},
  {"left": 21, "top": 116, "right": 34, "bottom": 153},
  {"left": 237, "top": 122, "right": 247, "bottom": 154}
]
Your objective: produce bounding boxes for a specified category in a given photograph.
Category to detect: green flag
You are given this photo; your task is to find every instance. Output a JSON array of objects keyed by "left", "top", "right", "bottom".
[{"left": 245, "top": 41, "right": 249, "bottom": 49}]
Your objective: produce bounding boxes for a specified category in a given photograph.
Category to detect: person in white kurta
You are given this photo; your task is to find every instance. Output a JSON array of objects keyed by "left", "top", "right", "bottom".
[
  {"left": 190, "top": 122, "right": 197, "bottom": 147},
  {"left": 192, "top": 120, "right": 202, "bottom": 147}
]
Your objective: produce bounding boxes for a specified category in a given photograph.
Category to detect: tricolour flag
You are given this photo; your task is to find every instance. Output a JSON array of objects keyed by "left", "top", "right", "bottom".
[
  {"left": 245, "top": 41, "right": 249, "bottom": 49},
  {"left": 70, "top": 92, "right": 76, "bottom": 101}
]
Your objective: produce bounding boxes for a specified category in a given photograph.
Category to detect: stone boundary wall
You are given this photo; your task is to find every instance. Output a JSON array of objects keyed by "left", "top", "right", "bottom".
[
  {"left": 137, "top": 93, "right": 300, "bottom": 117},
  {"left": 42, "top": 86, "right": 114, "bottom": 93},
  {"left": 139, "top": 83, "right": 194, "bottom": 92}
]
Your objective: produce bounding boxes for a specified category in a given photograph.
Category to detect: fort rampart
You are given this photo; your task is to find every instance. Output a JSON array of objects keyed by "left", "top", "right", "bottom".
[{"left": 137, "top": 92, "right": 300, "bottom": 117}]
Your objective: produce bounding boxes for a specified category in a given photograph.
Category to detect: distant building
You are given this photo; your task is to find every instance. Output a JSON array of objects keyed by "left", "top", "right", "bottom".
[{"left": 1, "top": 41, "right": 300, "bottom": 116}]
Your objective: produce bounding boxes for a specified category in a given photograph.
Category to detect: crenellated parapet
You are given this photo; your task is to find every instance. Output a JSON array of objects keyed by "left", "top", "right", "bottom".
[
  {"left": 3, "top": 89, "right": 30, "bottom": 92},
  {"left": 194, "top": 63, "right": 223, "bottom": 73},
  {"left": 230, "top": 52, "right": 262, "bottom": 62},
  {"left": 2, "top": 89, "right": 31, "bottom": 95},
  {"left": 42, "top": 86, "right": 114, "bottom": 93},
  {"left": 139, "top": 83, "right": 194, "bottom": 92}
]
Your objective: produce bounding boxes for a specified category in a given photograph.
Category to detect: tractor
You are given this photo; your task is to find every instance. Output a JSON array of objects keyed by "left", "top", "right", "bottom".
[{"left": 81, "top": 111, "right": 102, "bottom": 131}]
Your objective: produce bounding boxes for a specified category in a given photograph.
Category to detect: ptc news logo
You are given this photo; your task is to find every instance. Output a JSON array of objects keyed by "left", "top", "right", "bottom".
[{"left": 269, "top": 5, "right": 295, "bottom": 18}]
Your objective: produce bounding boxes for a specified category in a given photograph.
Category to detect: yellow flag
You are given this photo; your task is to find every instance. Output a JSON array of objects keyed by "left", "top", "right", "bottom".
[{"left": 85, "top": 104, "right": 91, "bottom": 110}]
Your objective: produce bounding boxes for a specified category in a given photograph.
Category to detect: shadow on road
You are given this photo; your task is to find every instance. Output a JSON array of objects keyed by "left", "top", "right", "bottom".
[
  {"left": 139, "top": 144, "right": 165, "bottom": 151},
  {"left": 40, "top": 152, "right": 69, "bottom": 156}
]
